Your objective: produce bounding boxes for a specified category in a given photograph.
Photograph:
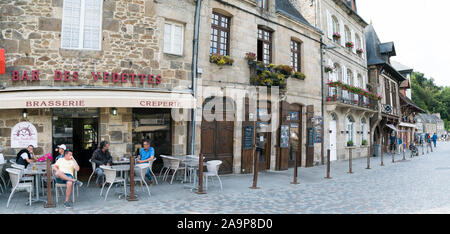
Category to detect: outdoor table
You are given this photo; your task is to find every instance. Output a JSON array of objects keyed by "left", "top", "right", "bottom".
[
  {"left": 112, "top": 158, "right": 131, "bottom": 165},
  {"left": 110, "top": 164, "right": 130, "bottom": 199},
  {"left": 23, "top": 168, "right": 47, "bottom": 205}
]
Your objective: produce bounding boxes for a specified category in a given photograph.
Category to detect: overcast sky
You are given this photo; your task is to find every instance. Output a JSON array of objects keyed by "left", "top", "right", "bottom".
[{"left": 357, "top": 0, "right": 449, "bottom": 87}]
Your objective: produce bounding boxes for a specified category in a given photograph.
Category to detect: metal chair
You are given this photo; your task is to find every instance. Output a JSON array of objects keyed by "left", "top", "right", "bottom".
[
  {"left": 55, "top": 170, "right": 78, "bottom": 204},
  {"left": 87, "top": 159, "right": 98, "bottom": 187},
  {"left": 133, "top": 164, "right": 151, "bottom": 197},
  {"left": 203, "top": 160, "right": 223, "bottom": 191},
  {"left": 6, "top": 168, "right": 33, "bottom": 208},
  {"left": 100, "top": 165, "right": 127, "bottom": 201}
]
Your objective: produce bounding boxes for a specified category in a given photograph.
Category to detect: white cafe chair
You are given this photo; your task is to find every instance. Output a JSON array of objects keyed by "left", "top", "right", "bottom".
[
  {"left": 160, "top": 156, "right": 171, "bottom": 181},
  {"left": 87, "top": 159, "right": 100, "bottom": 187},
  {"left": 100, "top": 165, "right": 127, "bottom": 201},
  {"left": 55, "top": 170, "right": 78, "bottom": 204},
  {"left": 133, "top": 164, "right": 151, "bottom": 197},
  {"left": 164, "top": 157, "right": 185, "bottom": 184},
  {"left": 6, "top": 168, "right": 33, "bottom": 208},
  {"left": 203, "top": 160, "right": 223, "bottom": 191}
]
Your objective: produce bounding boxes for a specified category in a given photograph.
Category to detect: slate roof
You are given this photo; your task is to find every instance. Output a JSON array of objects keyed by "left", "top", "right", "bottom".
[
  {"left": 365, "top": 24, "right": 405, "bottom": 82},
  {"left": 391, "top": 61, "right": 413, "bottom": 73}
]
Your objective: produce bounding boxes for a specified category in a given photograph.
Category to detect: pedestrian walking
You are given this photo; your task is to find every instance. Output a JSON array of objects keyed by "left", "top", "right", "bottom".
[
  {"left": 389, "top": 132, "right": 396, "bottom": 155},
  {"left": 432, "top": 133, "right": 438, "bottom": 148}
]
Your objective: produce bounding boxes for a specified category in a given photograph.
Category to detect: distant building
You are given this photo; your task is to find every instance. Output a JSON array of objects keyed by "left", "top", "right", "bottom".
[{"left": 415, "top": 113, "right": 446, "bottom": 137}]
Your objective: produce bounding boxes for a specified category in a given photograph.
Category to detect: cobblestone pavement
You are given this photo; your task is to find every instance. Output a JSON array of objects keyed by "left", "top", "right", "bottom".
[{"left": 1, "top": 142, "right": 449, "bottom": 214}]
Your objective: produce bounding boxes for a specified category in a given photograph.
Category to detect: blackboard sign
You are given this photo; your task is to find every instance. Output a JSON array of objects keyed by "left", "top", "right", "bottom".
[
  {"left": 243, "top": 125, "right": 254, "bottom": 150},
  {"left": 280, "top": 125, "right": 289, "bottom": 148},
  {"left": 314, "top": 127, "right": 322, "bottom": 143},
  {"left": 307, "top": 127, "right": 314, "bottom": 146}
]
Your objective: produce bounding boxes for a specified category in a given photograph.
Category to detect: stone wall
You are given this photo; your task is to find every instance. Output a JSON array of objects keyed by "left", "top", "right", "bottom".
[
  {"left": 0, "top": 0, "right": 193, "bottom": 90},
  {"left": 99, "top": 107, "right": 132, "bottom": 159}
]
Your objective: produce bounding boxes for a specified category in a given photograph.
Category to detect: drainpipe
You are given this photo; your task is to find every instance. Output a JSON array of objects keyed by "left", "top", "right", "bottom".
[
  {"left": 320, "top": 37, "right": 325, "bottom": 165},
  {"left": 190, "top": 0, "right": 202, "bottom": 155}
]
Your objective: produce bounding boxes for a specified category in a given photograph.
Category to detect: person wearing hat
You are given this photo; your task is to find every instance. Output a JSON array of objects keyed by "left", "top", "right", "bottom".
[{"left": 55, "top": 144, "right": 67, "bottom": 162}]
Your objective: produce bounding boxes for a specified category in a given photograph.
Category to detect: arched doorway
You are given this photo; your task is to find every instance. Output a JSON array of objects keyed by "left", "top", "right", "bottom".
[{"left": 201, "top": 96, "right": 235, "bottom": 174}]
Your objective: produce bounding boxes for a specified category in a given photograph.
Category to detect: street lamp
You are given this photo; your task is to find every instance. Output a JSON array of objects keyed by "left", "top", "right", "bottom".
[
  {"left": 22, "top": 109, "right": 28, "bottom": 119},
  {"left": 111, "top": 107, "right": 118, "bottom": 116}
]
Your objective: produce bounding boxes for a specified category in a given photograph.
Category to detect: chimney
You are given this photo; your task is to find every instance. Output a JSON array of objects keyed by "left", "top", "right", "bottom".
[{"left": 344, "top": 0, "right": 357, "bottom": 12}]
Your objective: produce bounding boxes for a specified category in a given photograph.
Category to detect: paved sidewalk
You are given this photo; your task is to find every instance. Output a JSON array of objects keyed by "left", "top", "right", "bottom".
[{"left": 0, "top": 142, "right": 449, "bottom": 214}]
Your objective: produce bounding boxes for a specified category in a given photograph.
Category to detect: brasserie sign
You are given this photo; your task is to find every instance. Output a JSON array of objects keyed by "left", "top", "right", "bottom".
[{"left": 11, "top": 70, "right": 162, "bottom": 84}]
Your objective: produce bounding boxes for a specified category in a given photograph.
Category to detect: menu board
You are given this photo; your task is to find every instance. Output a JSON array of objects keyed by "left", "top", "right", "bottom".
[
  {"left": 280, "top": 125, "right": 290, "bottom": 148},
  {"left": 243, "top": 125, "right": 254, "bottom": 150},
  {"left": 307, "top": 127, "right": 315, "bottom": 147}
]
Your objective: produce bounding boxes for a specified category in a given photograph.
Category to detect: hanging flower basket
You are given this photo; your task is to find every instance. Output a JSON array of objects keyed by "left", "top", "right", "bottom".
[
  {"left": 356, "top": 48, "right": 364, "bottom": 55},
  {"left": 345, "top": 42, "right": 354, "bottom": 49},
  {"left": 245, "top": 52, "right": 256, "bottom": 65},
  {"left": 333, "top": 32, "right": 341, "bottom": 40}
]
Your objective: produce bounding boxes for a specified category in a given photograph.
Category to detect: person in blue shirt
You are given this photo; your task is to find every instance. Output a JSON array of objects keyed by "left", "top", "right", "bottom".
[
  {"left": 432, "top": 133, "right": 438, "bottom": 148},
  {"left": 136, "top": 139, "right": 155, "bottom": 183}
]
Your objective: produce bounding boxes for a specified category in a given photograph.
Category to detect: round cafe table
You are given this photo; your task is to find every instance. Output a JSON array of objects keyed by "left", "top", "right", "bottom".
[{"left": 23, "top": 168, "right": 47, "bottom": 205}]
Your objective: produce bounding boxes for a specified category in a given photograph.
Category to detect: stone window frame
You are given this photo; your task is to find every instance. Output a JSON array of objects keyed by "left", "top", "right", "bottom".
[
  {"left": 60, "top": 0, "right": 103, "bottom": 51},
  {"left": 257, "top": 0, "right": 269, "bottom": 10},
  {"left": 290, "top": 39, "right": 302, "bottom": 72},
  {"left": 210, "top": 12, "right": 231, "bottom": 56},
  {"left": 257, "top": 27, "right": 273, "bottom": 65},
  {"left": 163, "top": 21, "right": 185, "bottom": 56}
]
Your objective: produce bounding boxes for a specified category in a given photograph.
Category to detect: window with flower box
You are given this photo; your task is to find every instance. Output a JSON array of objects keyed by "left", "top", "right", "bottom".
[
  {"left": 257, "top": 27, "right": 272, "bottom": 65},
  {"left": 210, "top": 12, "right": 231, "bottom": 56}
]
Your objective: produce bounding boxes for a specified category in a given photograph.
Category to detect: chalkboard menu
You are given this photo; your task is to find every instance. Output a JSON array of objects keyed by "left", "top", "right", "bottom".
[
  {"left": 243, "top": 125, "right": 254, "bottom": 150},
  {"left": 314, "top": 127, "right": 322, "bottom": 143},
  {"left": 307, "top": 127, "right": 314, "bottom": 146},
  {"left": 280, "top": 125, "right": 289, "bottom": 148}
]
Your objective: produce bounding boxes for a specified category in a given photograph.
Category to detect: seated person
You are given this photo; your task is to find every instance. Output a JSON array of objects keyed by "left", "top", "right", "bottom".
[
  {"left": 55, "top": 144, "right": 67, "bottom": 162},
  {"left": 136, "top": 139, "right": 155, "bottom": 183},
  {"left": 16, "top": 145, "right": 37, "bottom": 168},
  {"left": 53, "top": 150, "right": 83, "bottom": 208},
  {"left": 90, "top": 141, "right": 112, "bottom": 187}
]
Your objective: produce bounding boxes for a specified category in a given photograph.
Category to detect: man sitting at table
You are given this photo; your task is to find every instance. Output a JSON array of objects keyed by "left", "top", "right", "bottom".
[
  {"left": 91, "top": 141, "right": 112, "bottom": 187},
  {"left": 136, "top": 139, "right": 155, "bottom": 184},
  {"left": 16, "top": 145, "right": 37, "bottom": 168},
  {"left": 53, "top": 149, "right": 83, "bottom": 208}
]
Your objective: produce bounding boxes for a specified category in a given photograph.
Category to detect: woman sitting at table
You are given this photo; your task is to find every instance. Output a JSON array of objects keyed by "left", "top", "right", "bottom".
[{"left": 136, "top": 139, "right": 155, "bottom": 184}]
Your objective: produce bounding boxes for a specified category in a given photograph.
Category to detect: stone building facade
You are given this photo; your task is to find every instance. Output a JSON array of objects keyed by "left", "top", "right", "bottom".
[
  {"left": 292, "top": 0, "right": 373, "bottom": 161},
  {"left": 194, "top": 0, "right": 323, "bottom": 173},
  {"left": 0, "top": 0, "right": 194, "bottom": 171}
]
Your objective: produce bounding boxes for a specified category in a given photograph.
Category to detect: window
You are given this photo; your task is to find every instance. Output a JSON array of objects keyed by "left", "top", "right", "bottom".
[
  {"left": 210, "top": 12, "right": 230, "bottom": 56},
  {"left": 344, "top": 26, "right": 351, "bottom": 43},
  {"left": 61, "top": 0, "right": 102, "bottom": 50},
  {"left": 331, "top": 16, "right": 340, "bottom": 44},
  {"left": 361, "top": 118, "right": 367, "bottom": 143},
  {"left": 347, "top": 116, "right": 355, "bottom": 143},
  {"left": 257, "top": 0, "right": 268, "bottom": 10},
  {"left": 257, "top": 28, "right": 272, "bottom": 65},
  {"left": 290, "top": 40, "right": 301, "bottom": 72},
  {"left": 164, "top": 22, "right": 184, "bottom": 55}
]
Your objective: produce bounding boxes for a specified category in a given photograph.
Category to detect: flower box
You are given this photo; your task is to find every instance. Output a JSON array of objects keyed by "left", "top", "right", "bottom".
[
  {"left": 332, "top": 32, "right": 341, "bottom": 41},
  {"left": 210, "top": 53, "right": 234, "bottom": 66},
  {"left": 292, "top": 71, "right": 306, "bottom": 80},
  {"left": 356, "top": 48, "right": 364, "bottom": 55},
  {"left": 345, "top": 42, "right": 354, "bottom": 49},
  {"left": 324, "top": 66, "right": 334, "bottom": 73}
]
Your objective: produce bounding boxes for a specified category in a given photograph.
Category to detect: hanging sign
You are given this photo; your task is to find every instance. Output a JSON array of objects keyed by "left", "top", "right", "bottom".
[
  {"left": 0, "top": 49, "right": 5, "bottom": 74},
  {"left": 11, "top": 122, "right": 38, "bottom": 148}
]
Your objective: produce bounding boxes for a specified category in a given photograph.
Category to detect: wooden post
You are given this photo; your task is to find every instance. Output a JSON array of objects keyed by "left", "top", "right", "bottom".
[
  {"left": 127, "top": 155, "right": 138, "bottom": 201},
  {"left": 366, "top": 145, "right": 371, "bottom": 169},
  {"left": 348, "top": 148, "right": 353, "bottom": 174},
  {"left": 380, "top": 145, "right": 384, "bottom": 166},
  {"left": 195, "top": 154, "right": 206, "bottom": 194},
  {"left": 392, "top": 147, "right": 395, "bottom": 163},
  {"left": 325, "top": 149, "right": 331, "bottom": 179},
  {"left": 402, "top": 146, "right": 406, "bottom": 160},
  {"left": 422, "top": 143, "right": 424, "bottom": 155},
  {"left": 44, "top": 157, "right": 55, "bottom": 208},
  {"left": 291, "top": 146, "right": 299, "bottom": 184}
]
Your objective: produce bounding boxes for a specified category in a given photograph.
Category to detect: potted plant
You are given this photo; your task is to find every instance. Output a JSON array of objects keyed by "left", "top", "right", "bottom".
[
  {"left": 356, "top": 48, "right": 364, "bottom": 55},
  {"left": 333, "top": 32, "right": 341, "bottom": 41},
  {"left": 324, "top": 66, "right": 334, "bottom": 73},
  {"left": 292, "top": 71, "right": 306, "bottom": 80},
  {"left": 362, "top": 140, "right": 368, "bottom": 146},
  {"left": 345, "top": 42, "right": 354, "bottom": 49},
  {"left": 347, "top": 140, "right": 354, "bottom": 147},
  {"left": 245, "top": 52, "right": 257, "bottom": 65},
  {"left": 210, "top": 53, "right": 234, "bottom": 66}
]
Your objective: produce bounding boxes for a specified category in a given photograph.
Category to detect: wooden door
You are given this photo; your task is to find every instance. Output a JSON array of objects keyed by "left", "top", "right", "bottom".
[
  {"left": 277, "top": 102, "right": 302, "bottom": 170},
  {"left": 201, "top": 97, "right": 234, "bottom": 174}
]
